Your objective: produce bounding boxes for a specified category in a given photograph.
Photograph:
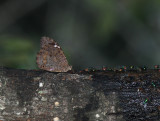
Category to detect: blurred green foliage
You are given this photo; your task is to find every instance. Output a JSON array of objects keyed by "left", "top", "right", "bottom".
[
  {"left": 0, "top": 36, "right": 38, "bottom": 69},
  {"left": 0, "top": 0, "right": 160, "bottom": 69}
]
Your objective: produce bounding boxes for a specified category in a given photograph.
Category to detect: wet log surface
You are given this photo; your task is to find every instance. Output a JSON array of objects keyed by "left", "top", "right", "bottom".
[{"left": 0, "top": 66, "right": 160, "bottom": 121}]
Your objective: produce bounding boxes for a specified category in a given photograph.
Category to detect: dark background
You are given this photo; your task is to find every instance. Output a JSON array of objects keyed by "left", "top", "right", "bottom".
[{"left": 0, "top": 0, "right": 160, "bottom": 70}]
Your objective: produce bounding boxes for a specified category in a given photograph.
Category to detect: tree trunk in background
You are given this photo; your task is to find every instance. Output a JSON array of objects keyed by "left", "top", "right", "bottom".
[{"left": 0, "top": 66, "right": 160, "bottom": 121}]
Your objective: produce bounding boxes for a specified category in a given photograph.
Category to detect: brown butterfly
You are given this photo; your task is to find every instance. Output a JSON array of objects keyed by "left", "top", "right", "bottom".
[{"left": 36, "top": 37, "right": 72, "bottom": 72}]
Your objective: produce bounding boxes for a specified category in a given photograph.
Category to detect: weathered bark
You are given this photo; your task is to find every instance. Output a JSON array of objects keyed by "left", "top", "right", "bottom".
[{"left": 0, "top": 66, "right": 160, "bottom": 121}]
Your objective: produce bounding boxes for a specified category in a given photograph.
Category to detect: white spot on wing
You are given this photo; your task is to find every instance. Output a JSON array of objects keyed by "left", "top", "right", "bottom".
[{"left": 54, "top": 44, "right": 60, "bottom": 48}]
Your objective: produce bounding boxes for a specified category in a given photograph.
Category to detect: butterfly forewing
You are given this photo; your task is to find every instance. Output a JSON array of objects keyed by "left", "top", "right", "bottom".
[{"left": 36, "top": 37, "right": 72, "bottom": 72}]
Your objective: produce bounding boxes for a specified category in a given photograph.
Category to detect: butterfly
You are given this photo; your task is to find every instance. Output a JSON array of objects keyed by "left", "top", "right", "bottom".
[{"left": 36, "top": 37, "right": 72, "bottom": 72}]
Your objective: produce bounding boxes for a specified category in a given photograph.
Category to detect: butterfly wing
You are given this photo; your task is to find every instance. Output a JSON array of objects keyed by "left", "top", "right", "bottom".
[{"left": 36, "top": 37, "right": 72, "bottom": 72}]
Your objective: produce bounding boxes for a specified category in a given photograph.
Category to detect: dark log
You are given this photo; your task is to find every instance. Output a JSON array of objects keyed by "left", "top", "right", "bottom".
[{"left": 0, "top": 66, "right": 160, "bottom": 121}]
